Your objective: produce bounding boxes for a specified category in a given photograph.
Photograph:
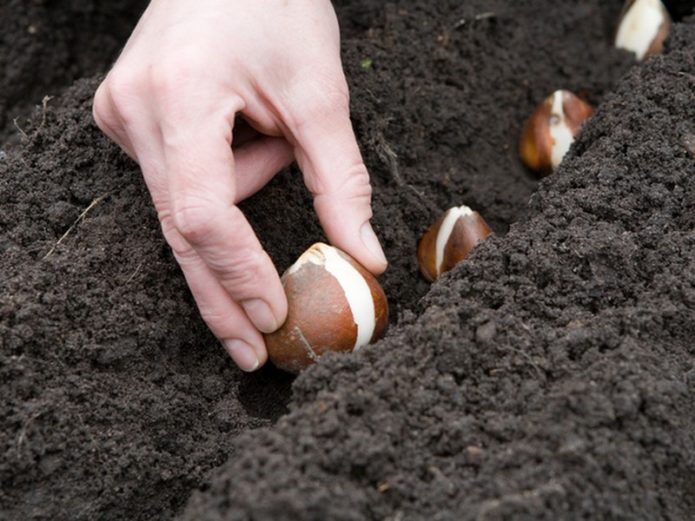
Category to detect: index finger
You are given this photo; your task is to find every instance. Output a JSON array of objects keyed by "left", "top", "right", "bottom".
[
  {"left": 162, "top": 111, "right": 288, "bottom": 335},
  {"left": 286, "top": 83, "right": 387, "bottom": 275}
]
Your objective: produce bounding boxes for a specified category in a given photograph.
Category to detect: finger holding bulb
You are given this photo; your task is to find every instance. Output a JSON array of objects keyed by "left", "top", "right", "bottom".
[{"left": 264, "top": 243, "right": 389, "bottom": 374}]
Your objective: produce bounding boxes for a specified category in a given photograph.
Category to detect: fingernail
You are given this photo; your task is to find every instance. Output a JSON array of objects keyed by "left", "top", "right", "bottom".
[
  {"left": 360, "top": 221, "right": 388, "bottom": 267},
  {"left": 241, "top": 298, "right": 279, "bottom": 333},
  {"left": 223, "top": 339, "right": 260, "bottom": 372}
]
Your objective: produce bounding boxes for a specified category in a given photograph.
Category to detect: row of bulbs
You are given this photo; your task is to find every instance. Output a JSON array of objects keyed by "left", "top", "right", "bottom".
[{"left": 265, "top": 0, "right": 672, "bottom": 373}]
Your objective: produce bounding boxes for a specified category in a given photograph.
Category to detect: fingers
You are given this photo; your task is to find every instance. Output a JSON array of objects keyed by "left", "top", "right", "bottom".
[
  {"left": 165, "top": 231, "right": 267, "bottom": 371},
  {"left": 288, "top": 85, "right": 388, "bottom": 275},
  {"left": 95, "top": 72, "right": 294, "bottom": 373},
  {"left": 90, "top": 0, "right": 371, "bottom": 374},
  {"left": 233, "top": 136, "right": 294, "bottom": 202},
  {"left": 163, "top": 121, "right": 288, "bottom": 337}
]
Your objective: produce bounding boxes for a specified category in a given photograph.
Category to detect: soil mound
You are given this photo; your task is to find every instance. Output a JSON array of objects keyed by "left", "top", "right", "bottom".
[
  {"left": 2, "top": 1, "right": 694, "bottom": 519},
  {"left": 182, "top": 16, "right": 695, "bottom": 521}
]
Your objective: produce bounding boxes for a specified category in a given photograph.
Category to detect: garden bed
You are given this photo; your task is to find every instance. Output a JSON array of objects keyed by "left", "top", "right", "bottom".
[{"left": 2, "top": 1, "right": 694, "bottom": 519}]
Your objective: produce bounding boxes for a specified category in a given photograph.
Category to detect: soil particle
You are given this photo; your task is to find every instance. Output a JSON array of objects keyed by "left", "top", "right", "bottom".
[{"left": 1, "top": 1, "right": 695, "bottom": 520}]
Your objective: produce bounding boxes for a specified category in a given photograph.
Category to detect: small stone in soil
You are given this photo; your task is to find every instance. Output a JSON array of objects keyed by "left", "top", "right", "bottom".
[
  {"left": 476, "top": 321, "right": 497, "bottom": 344},
  {"left": 464, "top": 446, "right": 485, "bottom": 466}
]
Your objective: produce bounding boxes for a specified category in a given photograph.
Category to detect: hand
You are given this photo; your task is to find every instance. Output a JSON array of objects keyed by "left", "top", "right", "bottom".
[{"left": 93, "top": 0, "right": 387, "bottom": 371}]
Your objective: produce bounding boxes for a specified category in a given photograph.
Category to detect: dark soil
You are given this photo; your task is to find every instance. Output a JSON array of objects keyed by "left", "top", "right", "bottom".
[
  {"left": 2, "top": 1, "right": 695, "bottom": 520},
  {"left": 0, "top": 0, "right": 148, "bottom": 145}
]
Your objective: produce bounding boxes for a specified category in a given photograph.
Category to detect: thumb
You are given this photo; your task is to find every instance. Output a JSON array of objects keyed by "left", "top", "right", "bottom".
[{"left": 289, "top": 91, "right": 387, "bottom": 275}]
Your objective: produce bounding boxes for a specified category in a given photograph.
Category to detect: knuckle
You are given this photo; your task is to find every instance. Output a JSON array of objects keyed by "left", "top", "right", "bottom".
[
  {"left": 92, "top": 83, "right": 112, "bottom": 130},
  {"left": 149, "top": 55, "right": 200, "bottom": 99},
  {"left": 103, "top": 68, "right": 144, "bottom": 125},
  {"left": 291, "top": 80, "right": 350, "bottom": 131},
  {"left": 216, "top": 248, "right": 266, "bottom": 292},
  {"left": 315, "top": 85, "right": 350, "bottom": 114},
  {"left": 149, "top": 61, "right": 181, "bottom": 98},
  {"left": 170, "top": 194, "right": 220, "bottom": 245},
  {"left": 158, "top": 209, "right": 195, "bottom": 259},
  {"left": 197, "top": 306, "right": 229, "bottom": 331},
  {"left": 312, "top": 162, "right": 373, "bottom": 202},
  {"left": 343, "top": 164, "right": 372, "bottom": 198}
]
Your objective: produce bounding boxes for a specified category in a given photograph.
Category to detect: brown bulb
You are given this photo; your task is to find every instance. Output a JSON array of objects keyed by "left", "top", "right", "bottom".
[
  {"left": 264, "top": 242, "right": 388, "bottom": 373},
  {"left": 518, "top": 89, "right": 594, "bottom": 176},
  {"left": 615, "top": 0, "right": 671, "bottom": 60},
  {"left": 417, "top": 205, "right": 492, "bottom": 282}
]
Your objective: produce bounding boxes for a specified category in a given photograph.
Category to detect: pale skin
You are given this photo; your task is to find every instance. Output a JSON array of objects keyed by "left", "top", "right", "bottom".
[{"left": 93, "top": 0, "right": 387, "bottom": 371}]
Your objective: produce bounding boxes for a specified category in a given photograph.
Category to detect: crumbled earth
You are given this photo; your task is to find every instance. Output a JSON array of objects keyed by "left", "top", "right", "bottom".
[
  {"left": 1, "top": 1, "right": 694, "bottom": 520},
  {"left": 0, "top": 0, "right": 148, "bottom": 145}
]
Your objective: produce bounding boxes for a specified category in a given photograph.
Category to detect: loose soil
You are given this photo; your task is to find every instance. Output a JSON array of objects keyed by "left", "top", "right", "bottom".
[
  {"left": 0, "top": 0, "right": 148, "bottom": 146},
  {"left": 2, "top": 1, "right": 695, "bottom": 520}
]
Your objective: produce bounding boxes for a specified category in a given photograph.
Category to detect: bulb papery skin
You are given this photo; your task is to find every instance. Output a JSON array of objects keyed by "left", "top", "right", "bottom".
[
  {"left": 518, "top": 90, "right": 594, "bottom": 176},
  {"left": 417, "top": 206, "right": 492, "bottom": 282},
  {"left": 549, "top": 91, "right": 575, "bottom": 170},
  {"left": 615, "top": 0, "right": 671, "bottom": 60},
  {"left": 265, "top": 243, "right": 388, "bottom": 373}
]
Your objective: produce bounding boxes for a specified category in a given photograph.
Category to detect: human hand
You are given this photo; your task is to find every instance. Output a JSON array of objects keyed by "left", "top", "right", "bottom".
[{"left": 93, "top": 0, "right": 387, "bottom": 371}]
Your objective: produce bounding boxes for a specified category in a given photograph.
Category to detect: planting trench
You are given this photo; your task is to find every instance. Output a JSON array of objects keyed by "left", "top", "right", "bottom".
[{"left": 2, "top": 1, "right": 695, "bottom": 519}]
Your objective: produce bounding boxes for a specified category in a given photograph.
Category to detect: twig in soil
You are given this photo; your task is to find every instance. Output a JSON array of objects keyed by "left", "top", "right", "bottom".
[
  {"left": 43, "top": 193, "right": 109, "bottom": 260},
  {"left": 36, "top": 95, "right": 53, "bottom": 135},
  {"left": 502, "top": 345, "right": 545, "bottom": 380},
  {"left": 12, "top": 96, "right": 53, "bottom": 142},
  {"left": 678, "top": 71, "right": 695, "bottom": 83},
  {"left": 374, "top": 132, "right": 440, "bottom": 217},
  {"left": 453, "top": 11, "right": 497, "bottom": 28},
  {"left": 474, "top": 11, "right": 496, "bottom": 21},
  {"left": 377, "top": 481, "right": 391, "bottom": 493},
  {"left": 294, "top": 327, "right": 320, "bottom": 362},
  {"left": 376, "top": 136, "right": 405, "bottom": 186},
  {"left": 13, "top": 118, "right": 29, "bottom": 140},
  {"left": 126, "top": 262, "right": 144, "bottom": 284},
  {"left": 16, "top": 409, "right": 46, "bottom": 449}
]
